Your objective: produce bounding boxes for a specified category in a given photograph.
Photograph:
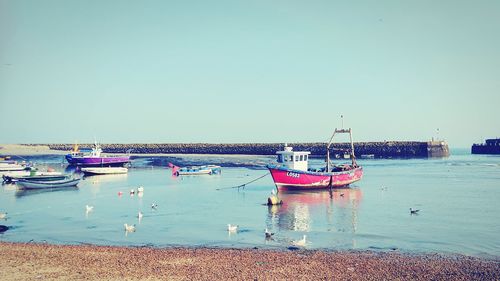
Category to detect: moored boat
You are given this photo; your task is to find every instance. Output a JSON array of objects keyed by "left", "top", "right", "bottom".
[
  {"left": 65, "top": 142, "right": 130, "bottom": 166},
  {"left": 81, "top": 167, "right": 128, "bottom": 175},
  {"left": 16, "top": 178, "right": 80, "bottom": 189},
  {"left": 267, "top": 128, "right": 363, "bottom": 191},
  {"left": 0, "top": 162, "right": 27, "bottom": 172},
  {"left": 3, "top": 174, "right": 67, "bottom": 183},
  {"left": 169, "top": 163, "right": 221, "bottom": 176}
]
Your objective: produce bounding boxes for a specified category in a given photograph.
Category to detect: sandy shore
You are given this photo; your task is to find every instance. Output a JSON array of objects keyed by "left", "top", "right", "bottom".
[
  {"left": 0, "top": 242, "right": 498, "bottom": 280},
  {"left": 0, "top": 144, "right": 67, "bottom": 156}
]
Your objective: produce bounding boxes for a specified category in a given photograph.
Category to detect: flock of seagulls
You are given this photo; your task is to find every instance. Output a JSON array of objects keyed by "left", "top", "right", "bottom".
[{"left": 2, "top": 181, "right": 423, "bottom": 248}]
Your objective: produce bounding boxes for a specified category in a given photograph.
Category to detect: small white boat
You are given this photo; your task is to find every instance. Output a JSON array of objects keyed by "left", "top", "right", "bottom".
[
  {"left": 16, "top": 178, "right": 80, "bottom": 189},
  {"left": 175, "top": 165, "right": 221, "bottom": 176},
  {"left": 2, "top": 170, "right": 62, "bottom": 178},
  {"left": 0, "top": 163, "right": 26, "bottom": 172},
  {"left": 81, "top": 167, "right": 128, "bottom": 175}
]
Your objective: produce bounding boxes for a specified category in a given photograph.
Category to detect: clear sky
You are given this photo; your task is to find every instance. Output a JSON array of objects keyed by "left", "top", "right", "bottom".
[{"left": 1, "top": 0, "right": 499, "bottom": 147}]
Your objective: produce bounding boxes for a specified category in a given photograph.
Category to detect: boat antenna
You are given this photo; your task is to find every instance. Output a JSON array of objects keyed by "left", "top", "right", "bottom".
[{"left": 341, "top": 115, "right": 344, "bottom": 129}]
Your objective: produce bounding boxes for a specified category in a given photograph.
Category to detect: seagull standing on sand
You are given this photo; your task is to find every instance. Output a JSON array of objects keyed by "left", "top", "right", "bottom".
[
  {"left": 227, "top": 224, "right": 238, "bottom": 232},
  {"left": 124, "top": 223, "right": 136, "bottom": 232},
  {"left": 137, "top": 186, "right": 144, "bottom": 193},
  {"left": 151, "top": 203, "right": 158, "bottom": 210},
  {"left": 292, "top": 235, "right": 307, "bottom": 247},
  {"left": 0, "top": 212, "right": 7, "bottom": 220},
  {"left": 85, "top": 205, "right": 94, "bottom": 213},
  {"left": 410, "top": 208, "right": 420, "bottom": 214},
  {"left": 265, "top": 228, "right": 274, "bottom": 239}
]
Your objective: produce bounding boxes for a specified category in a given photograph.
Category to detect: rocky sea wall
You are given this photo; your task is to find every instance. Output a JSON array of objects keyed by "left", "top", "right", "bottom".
[{"left": 37, "top": 141, "right": 450, "bottom": 158}]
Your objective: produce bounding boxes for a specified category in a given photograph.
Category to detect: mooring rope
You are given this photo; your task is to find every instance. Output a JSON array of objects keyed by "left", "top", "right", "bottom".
[{"left": 216, "top": 172, "right": 270, "bottom": 190}]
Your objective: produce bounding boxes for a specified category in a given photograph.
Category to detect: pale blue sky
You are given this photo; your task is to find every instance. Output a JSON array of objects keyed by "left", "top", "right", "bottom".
[{"left": 1, "top": 0, "right": 499, "bottom": 147}]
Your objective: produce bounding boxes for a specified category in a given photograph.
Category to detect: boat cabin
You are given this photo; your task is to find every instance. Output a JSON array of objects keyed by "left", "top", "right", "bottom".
[
  {"left": 275, "top": 144, "right": 310, "bottom": 171},
  {"left": 68, "top": 143, "right": 102, "bottom": 158}
]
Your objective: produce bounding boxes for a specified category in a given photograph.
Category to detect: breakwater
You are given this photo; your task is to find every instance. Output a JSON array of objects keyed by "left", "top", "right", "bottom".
[
  {"left": 471, "top": 138, "right": 500, "bottom": 155},
  {"left": 39, "top": 141, "right": 449, "bottom": 158}
]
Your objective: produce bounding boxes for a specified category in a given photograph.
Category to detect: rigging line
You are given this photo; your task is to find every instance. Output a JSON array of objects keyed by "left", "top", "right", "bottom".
[{"left": 216, "top": 172, "right": 270, "bottom": 190}]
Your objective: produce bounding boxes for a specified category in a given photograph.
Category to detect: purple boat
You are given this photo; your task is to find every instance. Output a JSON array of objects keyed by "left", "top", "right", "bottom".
[{"left": 65, "top": 142, "right": 130, "bottom": 167}]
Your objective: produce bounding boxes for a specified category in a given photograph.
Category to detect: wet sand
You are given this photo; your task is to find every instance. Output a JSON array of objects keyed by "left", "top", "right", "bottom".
[
  {"left": 0, "top": 144, "right": 66, "bottom": 156},
  {"left": 0, "top": 242, "right": 498, "bottom": 280}
]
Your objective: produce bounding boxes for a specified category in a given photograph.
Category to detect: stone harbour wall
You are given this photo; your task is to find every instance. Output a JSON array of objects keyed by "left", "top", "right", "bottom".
[{"left": 37, "top": 141, "right": 450, "bottom": 158}]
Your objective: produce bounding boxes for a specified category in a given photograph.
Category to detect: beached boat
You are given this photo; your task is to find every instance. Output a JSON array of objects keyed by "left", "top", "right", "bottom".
[
  {"left": 65, "top": 142, "right": 130, "bottom": 166},
  {"left": 3, "top": 173, "right": 67, "bottom": 183},
  {"left": 0, "top": 162, "right": 27, "bottom": 172},
  {"left": 169, "top": 163, "right": 221, "bottom": 176},
  {"left": 267, "top": 128, "right": 363, "bottom": 191},
  {"left": 81, "top": 167, "right": 128, "bottom": 175},
  {"left": 16, "top": 178, "right": 80, "bottom": 189}
]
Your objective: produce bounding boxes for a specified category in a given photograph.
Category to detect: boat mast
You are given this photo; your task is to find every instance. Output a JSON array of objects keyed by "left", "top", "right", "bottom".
[
  {"left": 327, "top": 127, "right": 357, "bottom": 171},
  {"left": 349, "top": 128, "right": 357, "bottom": 167},
  {"left": 326, "top": 130, "right": 337, "bottom": 173}
]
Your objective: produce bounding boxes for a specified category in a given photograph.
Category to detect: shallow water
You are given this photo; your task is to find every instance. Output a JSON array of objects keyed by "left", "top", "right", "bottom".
[{"left": 1, "top": 150, "right": 499, "bottom": 258}]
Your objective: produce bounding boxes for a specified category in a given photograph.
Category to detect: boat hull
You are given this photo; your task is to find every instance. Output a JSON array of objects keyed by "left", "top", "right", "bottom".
[
  {"left": 175, "top": 165, "right": 221, "bottom": 176},
  {"left": 81, "top": 167, "right": 128, "bottom": 175},
  {"left": 267, "top": 165, "right": 363, "bottom": 191},
  {"left": 65, "top": 155, "right": 130, "bottom": 166},
  {"left": 16, "top": 178, "right": 80, "bottom": 189},
  {"left": 3, "top": 174, "right": 67, "bottom": 183}
]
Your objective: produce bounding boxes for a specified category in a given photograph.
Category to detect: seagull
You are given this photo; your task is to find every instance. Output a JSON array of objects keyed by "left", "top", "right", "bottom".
[
  {"left": 227, "top": 224, "right": 238, "bottom": 232},
  {"left": 151, "top": 203, "right": 158, "bottom": 210},
  {"left": 137, "top": 211, "right": 143, "bottom": 220},
  {"left": 0, "top": 212, "right": 7, "bottom": 220},
  {"left": 85, "top": 205, "right": 94, "bottom": 213},
  {"left": 410, "top": 208, "right": 420, "bottom": 214},
  {"left": 130, "top": 189, "right": 135, "bottom": 195},
  {"left": 292, "top": 235, "right": 307, "bottom": 247},
  {"left": 340, "top": 193, "right": 345, "bottom": 197},
  {"left": 265, "top": 228, "right": 274, "bottom": 239},
  {"left": 137, "top": 186, "right": 144, "bottom": 193},
  {"left": 124, "top": 223, "right": 136, "bottom": 232}
]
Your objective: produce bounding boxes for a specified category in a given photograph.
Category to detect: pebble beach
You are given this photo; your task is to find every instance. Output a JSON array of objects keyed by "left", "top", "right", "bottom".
[{"left": 1, "top": 242, "right": 498, "bottom": 280}]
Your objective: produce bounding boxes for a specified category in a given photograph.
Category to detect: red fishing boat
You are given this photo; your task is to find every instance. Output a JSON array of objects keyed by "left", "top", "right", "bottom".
[{"left": 267, "top": 128, "right": 363, "bottom": 191}]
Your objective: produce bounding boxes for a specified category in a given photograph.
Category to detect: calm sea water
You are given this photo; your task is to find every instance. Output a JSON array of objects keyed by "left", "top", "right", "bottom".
[{"left": 1, "top": 149, "right": 499, "bottom": 259}]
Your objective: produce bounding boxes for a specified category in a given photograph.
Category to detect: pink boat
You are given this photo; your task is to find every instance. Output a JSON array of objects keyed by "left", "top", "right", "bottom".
[{"left": 267, "top": 128, "right": 363, "bottom": 191}]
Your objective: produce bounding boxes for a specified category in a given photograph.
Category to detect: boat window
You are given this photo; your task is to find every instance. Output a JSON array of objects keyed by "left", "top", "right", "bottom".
[
  {"left": 295, "top": 155, "right": 299, "bottom": 161},
  {"left": 304, "top": 155, "right": 308, "bottom": 161},
  {"left": 277, "top": 155, "right": 283, "bottom": 163},
  {"left": 299, "top": 155, "right": 303, "bottom": 161},
  {"left": 289, "top": 155, "right": 293, "bottom": 162}
]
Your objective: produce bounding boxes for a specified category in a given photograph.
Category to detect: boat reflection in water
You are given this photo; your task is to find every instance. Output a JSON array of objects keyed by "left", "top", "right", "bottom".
[
  {"left": 266, "top": 188, "right": 363, "bottom": 234},
  {"left": 15, "top": 186, "right": 79, "bottom": 198}
]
